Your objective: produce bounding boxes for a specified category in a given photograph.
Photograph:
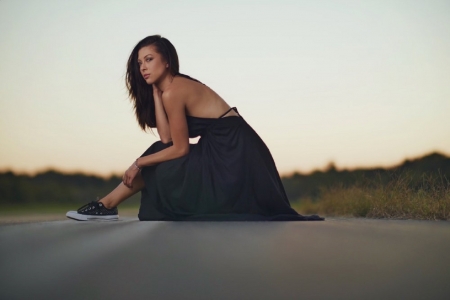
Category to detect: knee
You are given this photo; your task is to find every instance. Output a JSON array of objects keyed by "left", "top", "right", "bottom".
[
  {"left": 160, "top": 138, "right": 173, "bottom": 145},
  {"left": 140, "top": 140, "right": 173, "bottom": 157}
]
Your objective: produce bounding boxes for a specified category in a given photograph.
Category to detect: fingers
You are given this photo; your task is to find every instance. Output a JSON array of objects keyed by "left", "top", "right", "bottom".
[
  {"left": 122, "top": 172, "right": 132, "bottom": 188},
  {"left": 128, "top": 176, "right": 133, "bottom": 189},
  {"left": 125, "top": 179, "right": 132, "bottom": 189},
  {"left": 152, "top": 84, "right": 162, "bottom": 99},
  {"left": 122, "top": 171, "right": 135, "bottom": 189}
]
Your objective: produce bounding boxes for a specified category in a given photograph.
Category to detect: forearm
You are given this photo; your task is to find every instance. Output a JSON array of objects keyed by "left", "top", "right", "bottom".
[
  {"left": 154, "top": 97, "right": 172, "bottom": 143},
  {"left": 136, "top": 144, "right": 188, "bottom": 167}
]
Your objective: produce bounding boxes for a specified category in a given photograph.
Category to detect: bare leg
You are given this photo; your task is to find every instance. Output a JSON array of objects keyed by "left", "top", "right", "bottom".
[{"left": 99, "top": 172, "right": 145, "bottom": 209}]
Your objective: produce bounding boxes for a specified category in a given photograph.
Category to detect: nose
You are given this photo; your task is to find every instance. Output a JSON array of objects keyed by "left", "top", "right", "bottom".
[{"left": 140, "top": 63, "right": 146, "bottom": 73}]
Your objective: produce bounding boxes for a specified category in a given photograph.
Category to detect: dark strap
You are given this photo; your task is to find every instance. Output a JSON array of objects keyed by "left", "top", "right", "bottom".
[{"left": 219, "top": 107, "right": 240, "bottom": 118}]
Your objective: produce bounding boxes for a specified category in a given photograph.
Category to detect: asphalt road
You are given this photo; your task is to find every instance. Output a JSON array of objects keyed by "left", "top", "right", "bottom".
[{"left": 1, "top": 217, "right": 449, "bottom": 300}]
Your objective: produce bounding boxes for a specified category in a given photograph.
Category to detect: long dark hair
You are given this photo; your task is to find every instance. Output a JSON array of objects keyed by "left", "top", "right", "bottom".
[{"left": 125, "top": 35, "right": 180, "bottom": 131}]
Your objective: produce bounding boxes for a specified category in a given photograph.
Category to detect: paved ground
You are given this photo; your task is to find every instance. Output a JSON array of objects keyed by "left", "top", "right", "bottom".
[{"left": 0, "top": 217, "right": 449, "bottom": 300}]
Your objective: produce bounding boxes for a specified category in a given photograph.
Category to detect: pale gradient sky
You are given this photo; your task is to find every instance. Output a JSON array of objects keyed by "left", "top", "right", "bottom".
[{"left": 1, "top": 0, "right": 449, "bottom": 177}]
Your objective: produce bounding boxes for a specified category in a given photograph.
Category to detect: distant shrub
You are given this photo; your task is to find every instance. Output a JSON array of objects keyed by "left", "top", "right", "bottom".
[{"left": 293, "top": 170, "right": 450, "bottom": 221}]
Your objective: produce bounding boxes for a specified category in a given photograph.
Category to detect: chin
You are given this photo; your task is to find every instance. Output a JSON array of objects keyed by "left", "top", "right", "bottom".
[{"left": 145, "top": 78, "right": 154, "bottom": 85}]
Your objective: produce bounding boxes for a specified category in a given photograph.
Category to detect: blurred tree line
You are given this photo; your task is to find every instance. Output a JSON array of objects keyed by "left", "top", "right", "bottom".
[
  {"left": 0, "top": 152, "right": 449, "bottom": 205},
  {"left": 0, "top": 171, "right": 130, "bottom": 206},
  {"left": 283, "top": 152, "right": 450, "bottom": 202}
]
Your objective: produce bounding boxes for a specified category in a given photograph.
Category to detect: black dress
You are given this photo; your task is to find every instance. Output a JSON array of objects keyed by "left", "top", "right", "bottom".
[{"left": 138, "top": 74, "right": 324, "bottom": 221}]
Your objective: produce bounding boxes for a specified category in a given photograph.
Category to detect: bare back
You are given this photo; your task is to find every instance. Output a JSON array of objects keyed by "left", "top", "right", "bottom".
[{"left": 165, "top": 75, "right": 239, "bottom": 118}]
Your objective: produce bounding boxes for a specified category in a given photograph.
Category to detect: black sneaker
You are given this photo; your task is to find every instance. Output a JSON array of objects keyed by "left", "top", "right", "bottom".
[{"left": 66, "top": 201, "right": 119, "bottom": 221}]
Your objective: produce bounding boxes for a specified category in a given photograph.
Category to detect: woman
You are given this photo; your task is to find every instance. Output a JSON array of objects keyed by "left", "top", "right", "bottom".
[{"left": 66, "top": 35, "right": 324, "bottom": 221}]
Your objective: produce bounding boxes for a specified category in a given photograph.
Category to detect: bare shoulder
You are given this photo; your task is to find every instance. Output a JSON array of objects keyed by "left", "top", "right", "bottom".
[
  {"left": 161, "top": 91, "right": 183, "bottom": 113},
  {"left": 162, "top": 75, "right": 229, "bottom": 117},
  {"left": 162, "top": 77, "right": 196, "bottom": 103}
]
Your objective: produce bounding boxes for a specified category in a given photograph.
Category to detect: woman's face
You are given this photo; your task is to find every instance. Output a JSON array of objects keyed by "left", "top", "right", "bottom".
[{"left": 137, "top": 45, "right": 167, "bottom": 84}]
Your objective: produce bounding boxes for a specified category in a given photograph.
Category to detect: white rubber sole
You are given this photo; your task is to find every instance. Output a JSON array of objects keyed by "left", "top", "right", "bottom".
[{"left": 66, "top": 211, "right": 119, "bottom": 221}]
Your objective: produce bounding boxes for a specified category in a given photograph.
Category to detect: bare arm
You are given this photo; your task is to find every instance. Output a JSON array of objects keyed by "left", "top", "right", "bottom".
[
  {"left": 153, "top": 85, "right": 172, "bottom": 143},
  {"left": 135, "top": 89, "right": 189, "bottom": 167},
  {"left": 122, "top": 89, "right": 189, "bottom": 188}
]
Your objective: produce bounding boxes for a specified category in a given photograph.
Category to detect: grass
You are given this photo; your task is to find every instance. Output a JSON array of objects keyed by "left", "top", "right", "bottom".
[{"left": 292, "top": 170, "right": 450, "bottom": 221}]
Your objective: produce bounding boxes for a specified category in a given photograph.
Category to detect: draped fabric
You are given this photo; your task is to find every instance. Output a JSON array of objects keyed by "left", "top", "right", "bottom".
[{"left": 138, "top": 75, "right": 324, "bottom": 221}]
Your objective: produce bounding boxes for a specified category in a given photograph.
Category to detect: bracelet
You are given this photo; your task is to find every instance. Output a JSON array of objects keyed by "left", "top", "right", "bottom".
[{"left": 134, "top": 159, "right": 142, "bottom": 170}]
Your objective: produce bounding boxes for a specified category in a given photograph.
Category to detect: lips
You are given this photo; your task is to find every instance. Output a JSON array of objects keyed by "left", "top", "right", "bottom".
[{"left": 143, "top": 74, "right": 150, "bottom": 79}]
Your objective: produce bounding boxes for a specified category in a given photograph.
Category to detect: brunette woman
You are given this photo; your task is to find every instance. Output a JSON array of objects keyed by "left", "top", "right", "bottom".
[{"left": 66, "top": 35, "right": 324, "bottom": 222}]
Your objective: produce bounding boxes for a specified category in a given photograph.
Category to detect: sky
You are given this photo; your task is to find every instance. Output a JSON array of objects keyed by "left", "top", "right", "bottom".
[{"left": 1, "top": 0, "right": 449, "bottom": 177}]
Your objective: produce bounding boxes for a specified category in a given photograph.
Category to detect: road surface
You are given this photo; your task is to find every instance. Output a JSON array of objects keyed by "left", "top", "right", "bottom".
[{"left": 1, "top": 217, "right": 449, "bottom": 299}]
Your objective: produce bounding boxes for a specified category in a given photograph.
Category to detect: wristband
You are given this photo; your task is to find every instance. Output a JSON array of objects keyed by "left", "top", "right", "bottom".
[{"left": 134, "top": 159, "right": 142, "bottom": 170}]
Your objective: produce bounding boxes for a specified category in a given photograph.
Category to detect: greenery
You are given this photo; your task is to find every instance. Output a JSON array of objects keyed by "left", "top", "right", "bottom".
[
  {"left": 292, "top": 170, "right": 449, "bottom": 220},
  {"left": 0, "top": 171, "right": 141, "bottom": 207},
  {"left": 286, "top": 152, "right": 450, "bottom": 220},
  {"left": 1, "top": 151, "right": 449, "bottom": 220}
]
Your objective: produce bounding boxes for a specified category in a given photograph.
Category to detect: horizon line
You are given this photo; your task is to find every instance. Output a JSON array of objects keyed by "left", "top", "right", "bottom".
[{"left": 1, "top": 150, "right": 448, "bottom": 179}]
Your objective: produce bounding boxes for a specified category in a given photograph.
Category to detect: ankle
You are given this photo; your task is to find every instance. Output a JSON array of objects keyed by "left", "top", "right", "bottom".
[{"left": 98, "top": 199, "right": 114, "bottom": 209}]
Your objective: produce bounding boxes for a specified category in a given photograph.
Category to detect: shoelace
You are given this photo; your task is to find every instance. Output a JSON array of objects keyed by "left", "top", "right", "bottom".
[{"left": 77, "top": 201, "right": 99, "bottom": 213}]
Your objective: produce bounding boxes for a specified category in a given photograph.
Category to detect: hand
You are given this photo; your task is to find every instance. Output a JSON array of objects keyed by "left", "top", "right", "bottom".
[
  {"left": 153, "top": 84, "right": 163, "bottom": 101},
  {"left": 122, "top": 160, "right": 140, "bottom": 188}
]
